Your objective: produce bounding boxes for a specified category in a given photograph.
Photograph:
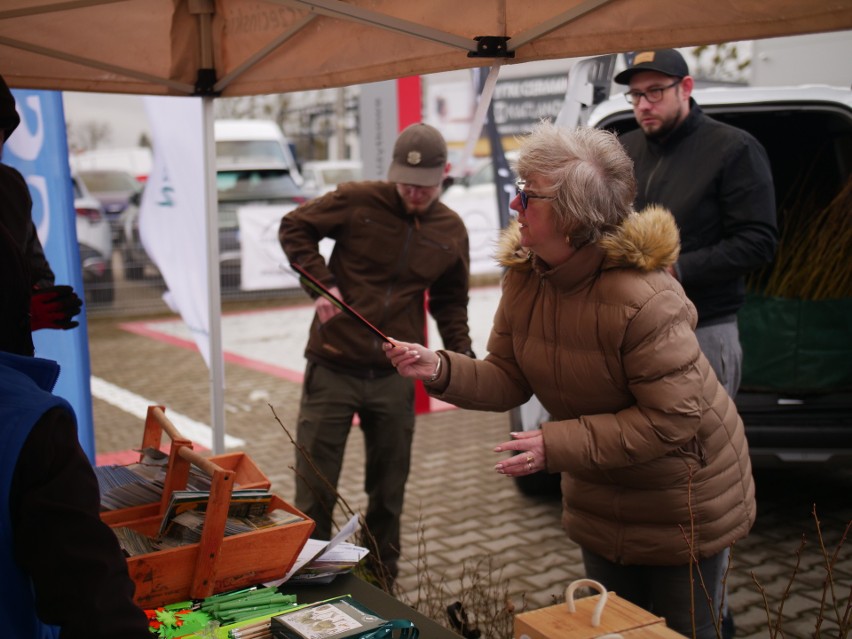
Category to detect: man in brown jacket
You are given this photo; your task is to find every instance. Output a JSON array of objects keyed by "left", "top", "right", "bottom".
[{"left": 279, "top": 123, "right": 475, "bottom": 587}]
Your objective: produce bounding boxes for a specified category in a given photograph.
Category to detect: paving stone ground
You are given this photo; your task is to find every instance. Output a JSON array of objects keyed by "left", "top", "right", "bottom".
[{"left": 87, "top": 290, "right": 851, "bottom": 638}]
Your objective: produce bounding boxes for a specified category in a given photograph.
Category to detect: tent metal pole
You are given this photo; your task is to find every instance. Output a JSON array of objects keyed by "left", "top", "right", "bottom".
[
  {"left": 456, "top": 61, "right": 503, "bottom": 178},
  {"left": 277, "top": 0, "right": 475, "bottom": 52},
  {"left": 202, "top": 95, "right": 226, "bottom": 454},
  {"left": 509, "top": 0, "right": 617, "bottom": 50},
  {"left": 193, "top": 0, "right": 226, "bottom": 453},
  {"left": 0, "top": 35, "right": 193, "bottom": 94},
  {"left": 215, "top": 14, "right": 317, "bottom": 94}
]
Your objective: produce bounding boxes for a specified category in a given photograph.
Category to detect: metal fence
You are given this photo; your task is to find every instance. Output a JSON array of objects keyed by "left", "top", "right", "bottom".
[
  {"left": 84, "top": 251, "right": 309, "bottom": 320},
  {"left": 85, "top": 249, "right": 500, "bottom": 321}
]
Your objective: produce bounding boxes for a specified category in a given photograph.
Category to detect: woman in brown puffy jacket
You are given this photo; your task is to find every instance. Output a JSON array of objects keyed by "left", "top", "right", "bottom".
[{"left": 384, "top": 122, "right": 755, "bottom": 639}]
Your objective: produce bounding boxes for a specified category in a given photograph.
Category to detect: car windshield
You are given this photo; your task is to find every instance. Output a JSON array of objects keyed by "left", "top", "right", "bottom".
[
  {"left": 217, "top": 168, "right": 302, "bottom": 201},
  {"left": 79, "top": 170, "right": 138, "bottom": 192},
  {"left": 216, "top": 140, "right": 289, "bottom": 165},
  {"left": 217, "top": 168, "right": 305, "bottom": 228}
]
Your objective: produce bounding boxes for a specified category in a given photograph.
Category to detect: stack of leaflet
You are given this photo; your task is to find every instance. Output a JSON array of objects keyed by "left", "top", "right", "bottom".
[
  {"left": 266, "top": 515, "right": 369, "bottom": 586},
  {"left": 113, "top": 526, "right": 158, "bottom": 556},
  {"left": 112, "top": 488, "right": 307, "bottom": 555},
  {"left": 95, "top": 463, "right": 163, "bottom": 511},
  {"left": 96, "top": 447, "right": 226, "bottom": 511}
]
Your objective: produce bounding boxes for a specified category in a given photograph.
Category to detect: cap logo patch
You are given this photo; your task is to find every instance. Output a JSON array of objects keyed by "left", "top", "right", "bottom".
[
  {"left": 406, "top": 150, "right": 422, "bottom": 166},
  {"left": 634, "top": 51, "right": 656, "bottom": 64}
]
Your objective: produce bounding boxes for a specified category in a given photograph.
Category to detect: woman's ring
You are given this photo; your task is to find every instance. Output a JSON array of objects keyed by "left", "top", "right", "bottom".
[
  {"left": 527, "top": 461, "right": 533, "bottom": 471},
  {"left": 525, "top": 454, "right": 534, "bottom": 464}
]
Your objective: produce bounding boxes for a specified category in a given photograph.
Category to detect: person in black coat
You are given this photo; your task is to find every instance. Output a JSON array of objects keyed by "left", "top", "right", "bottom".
[
  {"left": 0, "top": 73, "right": 82, "bottom": 331},
  {"left": 0, "top": 225, "right": 151, "bottom": 638}
]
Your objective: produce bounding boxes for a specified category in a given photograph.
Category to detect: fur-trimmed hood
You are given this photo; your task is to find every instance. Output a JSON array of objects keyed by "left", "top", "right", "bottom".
[{"left": 496, "top": 204, "right": 680, "bottom": 273}]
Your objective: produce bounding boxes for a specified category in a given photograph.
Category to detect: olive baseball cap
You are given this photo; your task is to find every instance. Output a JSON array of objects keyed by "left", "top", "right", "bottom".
[
  {"left": 0, "top": 74, "right": 21, "bottom": 140},
  {"left": 614, "top": 49, "right": 690, "bottom": 85},
  {"left": 387, "top": 123, "right": 447, "bottom": 186}
]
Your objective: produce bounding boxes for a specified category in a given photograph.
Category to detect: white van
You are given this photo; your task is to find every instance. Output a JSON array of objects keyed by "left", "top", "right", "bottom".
[{"left": 214, "top": 119, "right": 303, "bottom": 184}]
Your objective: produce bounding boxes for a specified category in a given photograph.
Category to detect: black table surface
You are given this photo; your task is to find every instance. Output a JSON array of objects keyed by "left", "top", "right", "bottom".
[{"left": 280, "top": 573, "right": 463, "bottom": 638}]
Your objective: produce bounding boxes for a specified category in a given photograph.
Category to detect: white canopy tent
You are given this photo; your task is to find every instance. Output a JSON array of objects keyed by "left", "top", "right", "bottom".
[{"left": 3, "top": 0, "right": 851, "bottom": 452}]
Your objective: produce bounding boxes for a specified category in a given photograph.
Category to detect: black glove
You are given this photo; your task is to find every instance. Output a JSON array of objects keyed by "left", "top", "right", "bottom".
[{"left": 30, "top": 285, "right": 83, "bottom": 331}]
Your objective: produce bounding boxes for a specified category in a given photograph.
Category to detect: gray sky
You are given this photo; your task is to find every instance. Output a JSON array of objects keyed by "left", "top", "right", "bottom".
[{"left": 63, "top": 91, "right": 150, "bottom": 149}]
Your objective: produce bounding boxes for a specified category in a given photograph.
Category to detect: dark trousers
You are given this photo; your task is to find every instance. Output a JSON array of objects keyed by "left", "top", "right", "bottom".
[
  {"left": 582, "top": 547, "right": 729, "bottom": 639},
  {"left": 293, "top": 362, "right": 415, "bottom": 580}
]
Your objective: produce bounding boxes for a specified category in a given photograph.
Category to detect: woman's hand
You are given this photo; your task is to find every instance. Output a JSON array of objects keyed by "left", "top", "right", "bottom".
[
  {"left": 493, "top": 429, "right": 547, "bottom": 476},
  {"left": 383, "top": 339, "right": 439, "bottom": 380}
]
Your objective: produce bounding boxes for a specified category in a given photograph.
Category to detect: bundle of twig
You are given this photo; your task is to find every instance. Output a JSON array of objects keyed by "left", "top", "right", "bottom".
[{"left": 749, "top": 173, "right": 851, "bottom": 300}]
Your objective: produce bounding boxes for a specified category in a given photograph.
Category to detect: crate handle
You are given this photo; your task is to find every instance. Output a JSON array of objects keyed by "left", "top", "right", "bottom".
[
  {"left": 142, "top": 405, "right": 188, "bottom": 454},
  {"left": 175, "top": 445, "right": 225, "bottom": 477},
  {"left": 565, "top": 579, "right": 611, "bottom": 628},
  {"left": 170, "top": 445, "right": 236, "bottom": 599}
]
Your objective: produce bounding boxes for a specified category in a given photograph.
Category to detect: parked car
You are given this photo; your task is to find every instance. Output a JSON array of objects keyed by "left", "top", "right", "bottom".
[
  {"left": 300, "top": 159, "right": 362, "bottom": 196},
  {"left": 217, "top": 162, "right": 309, "bottom": 289},
  {"left": 441, "top": 154, "right": 516, "bottom": 278},
  {"left": 118, "top": 188, "right": 160, "bottom": 281},
  {"left": 121, "top": 162, "right": 309, "bottom": 290},
  {"left": 215, "top": 119, "right": 303, "bottom": 185},
  {"left": 77, "top": 168, "right": 142, "bottom": 245},
  {"left": 72, "top": 173, "right": 114, "bottom": 305}
]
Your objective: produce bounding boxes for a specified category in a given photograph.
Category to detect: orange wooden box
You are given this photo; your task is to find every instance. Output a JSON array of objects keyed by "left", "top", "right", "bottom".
[
  {"left": 109, "top": 443, "right": 314, "bottom": 609},
  {"left": 100, "top": 406, "right": 271, "bottom": 527},
  {"left": 515, "top": 579, "right": 687, "bottom": 639},
  {"left": 619, "top": 625, "right": 691, "bottom": 637}
]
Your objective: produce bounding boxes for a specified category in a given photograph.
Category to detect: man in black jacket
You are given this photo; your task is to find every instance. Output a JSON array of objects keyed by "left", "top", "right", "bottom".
[
  {"left": 614, "top": 48, "right": 778, "bottom": 639},
  {"left": 614, "top": 49, "right": 777, "bottom": 400}
]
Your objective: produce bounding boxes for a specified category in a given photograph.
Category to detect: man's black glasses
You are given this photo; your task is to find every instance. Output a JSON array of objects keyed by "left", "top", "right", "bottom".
[
  {"left": 624, "top": 78, "right": 681, "bottom": 106},
  {"left": 515, "top": 184, "right": 555, "bottom": 210}
]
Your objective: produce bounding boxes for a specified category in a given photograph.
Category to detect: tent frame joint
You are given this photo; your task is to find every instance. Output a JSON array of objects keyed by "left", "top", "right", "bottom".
[
  {"left": 194, "top": 68, "right": 221, "bottom": 97},
  {"left": 468, "top": 36, "right": 514, "bottom": 58}
]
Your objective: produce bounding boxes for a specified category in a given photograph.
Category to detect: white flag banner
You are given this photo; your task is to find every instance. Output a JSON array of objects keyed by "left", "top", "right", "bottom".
[
  {"left": 139, "top": 96, "right": 211, "bottom": 366},
  {"left": 238, "top": 204, "right": 299, "bottom": 291},
  {"left": 238, "top": 204, "right": 335, "bottom": 291}
]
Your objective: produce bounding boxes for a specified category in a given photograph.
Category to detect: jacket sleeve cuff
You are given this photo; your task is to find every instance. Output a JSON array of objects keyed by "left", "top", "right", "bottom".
[{"left": 424, "top": 352, "right": 450, "bottom": 391}]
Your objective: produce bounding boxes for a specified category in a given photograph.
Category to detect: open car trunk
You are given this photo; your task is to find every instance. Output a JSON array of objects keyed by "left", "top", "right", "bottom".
[{"left": 593, "top": 85, "right": 852, "bottom": 467}]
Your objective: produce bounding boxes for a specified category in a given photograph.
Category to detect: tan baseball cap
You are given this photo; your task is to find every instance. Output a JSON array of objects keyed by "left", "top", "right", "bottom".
[{"left": 387, "top": 123, "right": 447, "bottom": 186}]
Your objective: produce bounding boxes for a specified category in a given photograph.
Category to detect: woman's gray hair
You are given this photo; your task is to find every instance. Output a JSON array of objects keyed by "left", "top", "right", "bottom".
[{"left": 513, "top": 122, "right": 636, "bottom": 247}]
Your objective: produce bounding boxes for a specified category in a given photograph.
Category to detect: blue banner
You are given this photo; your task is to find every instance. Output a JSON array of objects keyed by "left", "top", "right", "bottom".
[{"left": 6, "top": 90, "right": 96, "bottom": 462}]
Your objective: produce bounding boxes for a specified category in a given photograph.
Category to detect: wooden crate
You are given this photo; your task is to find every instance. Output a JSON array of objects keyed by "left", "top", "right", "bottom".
[
  {"left": 110, "top": 444, "right": 314, "bottom": 609},
  {"left": 100, "top": 406, "right": 271, "bottom": 527},
  {"left": 514, "top": 579, "right": 683, "bottom": 639},
  {"left": 620, "top": 625, "right": 690, "bottom": 637}
]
